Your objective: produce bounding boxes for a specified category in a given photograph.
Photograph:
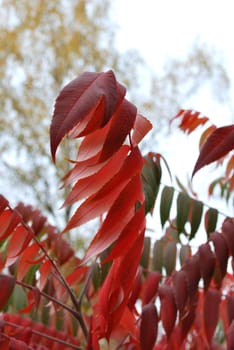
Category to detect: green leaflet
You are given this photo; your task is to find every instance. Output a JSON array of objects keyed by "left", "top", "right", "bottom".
[
  {"left": 163, "top": 241, "right": 177, "bottom": 275},
  {"left": 142, "top": 155, "right": 161, "bottom": 214},
  {"left": 152, "top": 240, "right": 164, "bottom": 273},
  {"left": 140, "top": 236, "right": 151, "bottom": 269},
  {"left": 205, "top": 207, "right": 218, "bottom": 236},
  {"left": 189, "top": 199, "right": 203, "bottom": 240},
  {"left": 176, "top": 192, "right": 190, "bottom": 235},
  {"left": 160, "top": 186, "right": 174, "bottom": 228}
]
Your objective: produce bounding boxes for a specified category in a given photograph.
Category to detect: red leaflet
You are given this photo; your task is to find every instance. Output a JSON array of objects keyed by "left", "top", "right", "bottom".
[
  {"left": 171, "top": 109, "right": 209, "bottom": 134},
  {"left": 0, "top": 274, "right": 15, "bottom": 309},
  {"left": 17, "top": 243, "right": 43, "bottom": 281},
  {"left": 227, "top": 295, "right": 234, "bottom": 326},
  {"left": 222, "top": 218, "right": 234, "bottom": 257},
  {"left": 140, "top": 304, "right": 158, "bottom": 350},
  {"left": 50, "top": 70, "right": 126, "bottom": 161},
  {"left": 63, "top": 146, "right": 129, "bottom": 206},
  {"left": 132, "top": 114, "right": 152, "bottom": 145},
  {"left": 204, "top": 289, "right": 220, "bottom": 344},
  {"left": 182, "top": 254, "right": 200, "bottom": 299},
  {"left": 0, "top": 210, "right": 21, "bottom": 241},
  {"left": 192, "top": 125, "right": 234, "bottom": 177},
  {"left": 99, "top": 99, "right": 137, "bottom": 162},
  {"left": 227, "top": 320, "right": 234, "bottom": 350},
  {"left": 64, "top": 146, "right": 143, "bottom": 231},
  {"left": 172, "top": 270, "right": 188, "bottom": 315},
  {"left": 38, "top": 260, "right": 52, "bottom": 290},
  {"left": 6, "top": 226, "right": 33, "bottom": 266},
  {"left": 19, "top": 288, "right": 41, "bottom": 314},
  {"left": 158, "top": 285, "right": 177, "bottom": 339},
  {"left": 0, "top": 195, "right": 9, "bottom": 213},
  {"left": 209, "top": 232, "right": 229, "bottom": 280},
  {"left": 142, "top": 271, "right": 161, "bottom": 305},
  {"left": 82, "top": 174, "right": 144, "bottom": 263},
  {"left": 198, "top": 243, "right": 215, "bottom": 290}
]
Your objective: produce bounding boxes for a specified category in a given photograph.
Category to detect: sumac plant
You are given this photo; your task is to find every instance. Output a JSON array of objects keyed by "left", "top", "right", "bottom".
[{"left": 0, "top": 70, "right": 234, "bottom": 350}]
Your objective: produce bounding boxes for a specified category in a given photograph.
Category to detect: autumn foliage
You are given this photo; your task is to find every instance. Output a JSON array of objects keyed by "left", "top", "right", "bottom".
[{"left": 0, "top": 70, "right": 234, "bottom": 349}]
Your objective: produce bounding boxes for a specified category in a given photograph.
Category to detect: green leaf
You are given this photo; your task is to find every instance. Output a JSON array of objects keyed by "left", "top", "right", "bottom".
[
  {"left": 205, "top": 208, "right": 218, "bottom": 236},
  {"left": 160, "top": 186, "right": 174, "bottom": 228},
  {"left": 179, "top": 244, "right": 192, "bottom": 266},
  {"left": 189, "top": 199, "right": 203, "bottom": 240},
  {"left": 176, "top": 192, "right": 190, "bottom": 234},
  {"left": 163, "top": 241, "right": 177, "bottom": 275},
  {"left": 152, "top": 240, "right": 164, "bottom": 273},
  {"left": 140, "top": 236, "right": 151, "bottom": 269}
]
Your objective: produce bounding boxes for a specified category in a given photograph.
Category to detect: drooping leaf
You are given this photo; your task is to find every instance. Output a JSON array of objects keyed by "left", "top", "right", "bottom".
[
  {"left": 182, "top": 254, "right": 200, "bottom": 299},
  {"left": 142, "top": 153, "right": 161, "bottom": 214},
  {"left": 222, "top": 218, "right": 234, "bottom": 257},
  {"left": 158, "top": 285, "right": 177, "bottom": 339},
  {"left": 227, "top": 320, "right": 234, "bottom": 350},
  {"left": 140, "top": 304, "right": 158, "bottom": 350},
  {"left": 209, "top": 232, "right": 229, "bottom": 281},
  {"left": 204, "top": 207, "right": 218, "bottom": 236},
  {"left": 160, "top": 186, "right": 174, "bottom": 228},
  {"left": 198, "top": 243, "right": 215, "bottom": 290},
  {"left": 0, "top": 274, "right": 15, "bottom": 310},
  {"left": 172, "top": 270, "right": 188, "bottom": 315},
  {"left": 142, "top": 271, "right": 161, "bottom": 305},
  {"left": 189, "top": 199, "right": 203, "bottom": 240},
  {"left": 152, "top": 239, "right": 164, "bottom": 273},
  {"left": 140, "top": 236, "right": 151, "bottom": 269},
  {"left": 204, "top": 289, "right": 220, "bottom": 344},
  {"left": 227, "top": 295, "right": 234, "bottom": 326},
  {"left": 192, "top": 125, "right": 234, "bottom": 177},
  {"left": 179, "top": 244, "right": 192, "bottom": 266},
  {"left": 163, "top": 241, "right": 177, "bottom": 275},
  {"left": 6, "top": 226, "right": 33, "bottom": 267},
  {"left": 176, "top": 192, "right": 190, "bottom": 234}
]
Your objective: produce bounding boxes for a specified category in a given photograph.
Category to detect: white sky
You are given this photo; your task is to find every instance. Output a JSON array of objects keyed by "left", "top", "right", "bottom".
[{"left": 112, "top": 0, "right": 234, "bottom": 221}]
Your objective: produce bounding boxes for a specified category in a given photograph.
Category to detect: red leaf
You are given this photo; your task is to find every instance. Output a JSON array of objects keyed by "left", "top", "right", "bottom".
[
  {"left": 6, "top": 226, "right": 33, "bottom": 266},
  {"left": 0, "top": 210, "right": 21, "bottom": 241},
  {"left": 159, "top": 285, "right": 177, "bottom": 338},
  {"left": 198, "top": 243, "right": 215, "bottom": 290},
  {"left": 204, "top": 289, "right": 220, "bottom": 344},
  {"left": 227, "top": 319, "right": 234, "bottom": 350},
  {"left": 182, "top": 254, "right": 200, "bottom": 300},
  {"left": 132, "top": 114, "right": 152, "bottom": 145},
  {"left": 38, "top": 260, "right": 52, "bottom": 290},
  {"left": 171, "top": 109, "right": 209, "bottom": 134},
  {"left": 227, "top": 295, "right": 234, "bottom": 326},
  {"left": 0, "top": 195, "right": 9, "bottom": 214},
  {"left": 222, "top": 218, "right": 234, "bottom": 257},
  {"left": 19, "top": 288, "right": 41, "bottom": 314},
  {"left": 64, "top": 146, "right": 143, "bottom": 232},
  {"left": 172, "top": 270, "right": 188, "bottom": 315},
  {"left": 99, "top": 99, "right": 137, "bottom": 162},
  {"left": 142, "top": 271, "right": 161, "bottom": 305},
  {"left": 17, "top": 243, "right": 42, "bottom": 281},
  {"left": 140, "top": 304, "right": 158, "bottom": 350},
  {"left": 50, "top": 70, "right": 126, "bottom": 161},
  {"left": 209, "top": 232, "right": 229, "bottom": 280},
  {"left": 63, "top": 145, "right": 129, "bottom": 206},
  {"left": 192, "top": 125, "right": 234, "bottom": 177},
  {"left": 82, "top": 174, "right": 144, "bottom": 263},
  {"left": 0, "top": 274, "right": 15, "bottom": 309}
]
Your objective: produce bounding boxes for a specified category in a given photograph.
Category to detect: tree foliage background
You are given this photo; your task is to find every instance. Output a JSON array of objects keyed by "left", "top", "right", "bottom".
[{"left": 0, "top": 0, "right": 231, "bottom": 226}]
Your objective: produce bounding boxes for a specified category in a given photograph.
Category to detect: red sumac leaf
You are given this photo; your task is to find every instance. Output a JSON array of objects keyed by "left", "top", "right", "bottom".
[
  {"left": 172, "top": 270, "right": 188, "bottom": 315},
  {"left": 132, "top": 114, "right": 152, "bottom": 145},
  {"left": 198, "top": 243, "right": 215, "bottom": 290},
  {"left": 227, "top": 319, "right": 234, "bottom": 350},
  {"left": 182, "top": 254, "right": 200, "bottom": 299},
  {"left": 140, "top": 304, "right": 158, "bottom": 350},
  {"left": 159, "top": 285, "right": 177, "bottom": 339},
  {"left": 50, "top": 70, "right": 126, "bottom": 161},
  {"left": 0, "top": 210, "right": 21, "bottom": 241},
  {"left": 227, "top": 295, "right": 234, "bottom": 326},
  {"left": 192, "top": 125, "right": 234, "bottom": 177},
  {"left": 142, "top": 271, "right": 161, "bottom": 305},
  {"left": 0, "top": 195, "right": 9, "bottom": 214},
  {"left": 222, "top": 218, "right": 234, "bottom": 257},
  {"left": 6, "top": 226, "right": 33, "bottom": 264},
  {"left": 209, "top": 232, "right": 229, "bottom": 280},
  {"left": 204, "top": 289, "right": 220, "bottom": 344},
  {"left": 0, "top": 274, "right": 15, "bottom": 309}
]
